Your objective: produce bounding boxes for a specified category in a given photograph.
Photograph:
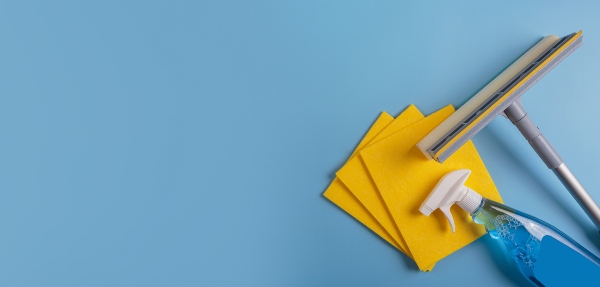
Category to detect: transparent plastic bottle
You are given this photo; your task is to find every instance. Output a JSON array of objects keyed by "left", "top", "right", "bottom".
[
  {"left": 420, "top": 169, "right": 600, "bottom": 286},
  {"left": 471, "top": 198, "right": 600, "bottom": 286}
]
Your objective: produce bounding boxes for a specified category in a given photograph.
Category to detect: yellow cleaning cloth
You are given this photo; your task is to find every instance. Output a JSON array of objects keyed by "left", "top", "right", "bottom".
[
  {"left": 323, "top": 112, "right": 402, "bottom": 250},
  {"left": 349, "top": 112, "right": 395, "bottom": 158},
  {"left": 360, "top": 105, "right": 502, "bottom": 270},
  {"left": 336, "top": 105, "right": 424, "bottom": 256},
  {"left": 325, "top": 107, "right": 435, "bottom": 271}
]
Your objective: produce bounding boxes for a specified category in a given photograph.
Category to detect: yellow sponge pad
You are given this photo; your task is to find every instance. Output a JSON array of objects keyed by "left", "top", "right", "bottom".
[{"left": 360, "top": 105, "right": 503, "bottom": 270}]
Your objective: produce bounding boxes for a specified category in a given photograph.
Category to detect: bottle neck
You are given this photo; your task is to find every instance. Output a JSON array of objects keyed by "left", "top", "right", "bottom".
[{"left": 457, "top": 187, "right": 483, "bottom": 214}]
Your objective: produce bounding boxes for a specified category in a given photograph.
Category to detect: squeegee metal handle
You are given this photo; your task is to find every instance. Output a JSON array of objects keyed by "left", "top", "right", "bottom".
[{"left": 505, "top": 101, "right": 600, "bottom": 230}]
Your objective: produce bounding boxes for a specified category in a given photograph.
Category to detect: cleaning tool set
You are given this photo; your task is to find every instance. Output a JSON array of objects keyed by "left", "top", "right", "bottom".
[
  {"left": 325, "top": 105, "right": 503, "bottom": 270},
  {"left": 416, "top": 31, "right": 600, "bottom": 231},
  {"left": 324, "top": 30, "right": 600, "bottom": 281}
]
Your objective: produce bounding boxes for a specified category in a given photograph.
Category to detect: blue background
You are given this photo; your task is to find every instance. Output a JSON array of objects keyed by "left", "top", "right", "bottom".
[{"left": 1, "top": 1, "right": 599, "bottom": 286}]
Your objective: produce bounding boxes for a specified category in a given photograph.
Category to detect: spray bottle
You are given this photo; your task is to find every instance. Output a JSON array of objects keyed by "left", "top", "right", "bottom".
[{"left": 420, "top": 169, "right": 600, "bottom": 286}]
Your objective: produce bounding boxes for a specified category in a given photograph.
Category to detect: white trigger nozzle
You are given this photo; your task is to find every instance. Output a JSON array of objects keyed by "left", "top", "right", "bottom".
[{"left": 419, "top": 169, "right": 482, "bottom": 233}]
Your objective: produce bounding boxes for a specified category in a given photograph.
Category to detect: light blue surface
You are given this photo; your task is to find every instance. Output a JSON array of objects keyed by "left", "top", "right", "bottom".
[{"left": 1, "top": 1, "right": 600, "bottom": 286}]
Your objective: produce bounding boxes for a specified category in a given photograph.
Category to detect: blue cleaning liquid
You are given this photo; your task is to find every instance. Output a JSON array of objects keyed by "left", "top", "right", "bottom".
[
  {"left": 489, "top": 213, "right": 541, "bottom": 277},
  {"left": 472, "top": 199, "right": 600, "bottom": 287}
]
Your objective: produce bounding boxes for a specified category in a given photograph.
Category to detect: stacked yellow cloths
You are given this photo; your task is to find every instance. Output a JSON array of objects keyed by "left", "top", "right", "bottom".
[{"left": 324, "top": 104, "right": 503, "bottom": 271}]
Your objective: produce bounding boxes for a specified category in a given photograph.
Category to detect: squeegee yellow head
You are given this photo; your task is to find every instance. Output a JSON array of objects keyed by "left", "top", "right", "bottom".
[{"left": 416, "top": 31, "right": 583, "bottom": 162}]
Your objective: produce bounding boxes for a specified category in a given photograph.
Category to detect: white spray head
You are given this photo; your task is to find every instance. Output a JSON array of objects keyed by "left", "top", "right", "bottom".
[{"left": 419, "top": 169, "right": 483, "bottom": 232}]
